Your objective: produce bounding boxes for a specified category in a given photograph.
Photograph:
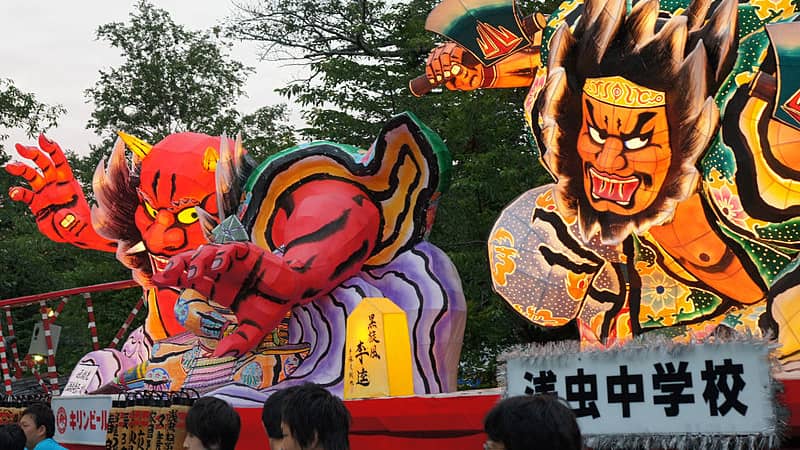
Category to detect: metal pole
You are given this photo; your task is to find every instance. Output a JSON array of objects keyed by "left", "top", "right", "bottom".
[
  {"left": 110, "top": 295, "right": 145, "bottom": 349},
  {"left": 4, "top": 308, "right": 22, "bottom": 378},
  {"left": 84, "top": 293, "right": 100, "bottom": 351},
  {"left": 39, "top": 301, "right": 59, "bottom": 395},
  {"left": 52, "top": 296, "right": 69, "bottom": 319},
  {"left": 0, "top": 323, "right": 13, "bottom": 395}
]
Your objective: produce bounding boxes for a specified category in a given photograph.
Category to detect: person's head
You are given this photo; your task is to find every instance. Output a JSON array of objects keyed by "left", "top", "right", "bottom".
[
  {"left": 0, "top": 423, "right": 26, "bottom": 450},
  {"left": 483, "top": 394, "right": 582, "bottom": 450},
  {"left": 183, "top": 396, "right": 241, "bottom": 450},
  {"left": 277, "top": 383, "right": 350, "bottom": 450},
  {"left": 262, "top": 388, "right": 293, "bottom": 449},
  {"left": 19, "top": 402, "right": 55, "bottom": 449}
]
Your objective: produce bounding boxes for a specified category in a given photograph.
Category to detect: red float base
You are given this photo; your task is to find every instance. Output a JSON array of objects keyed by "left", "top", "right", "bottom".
[{"left": 63, "top": 379, "right": 800, "bottom": 450}]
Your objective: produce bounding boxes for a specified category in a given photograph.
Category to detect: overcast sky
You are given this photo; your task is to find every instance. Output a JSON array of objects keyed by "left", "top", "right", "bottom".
[{"left": 0, "top": 1, "right": 301, "bottom": 158}]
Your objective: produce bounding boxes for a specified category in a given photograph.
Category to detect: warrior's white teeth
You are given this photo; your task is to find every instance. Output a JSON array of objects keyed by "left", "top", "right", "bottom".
[
  {"left": 589, "top": 167, "right": 638, "bottom": 185},
  {"left": 588, "top": 167, "right": 638, "bottom": 207},
  {"left": 126, "top": 241, "right": 146, "bottom": 254}
]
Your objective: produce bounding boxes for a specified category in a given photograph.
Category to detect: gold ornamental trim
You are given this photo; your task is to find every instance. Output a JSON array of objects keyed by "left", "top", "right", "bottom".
[{"left": 583, "top": 76, "right": 666, "bottom": 108}]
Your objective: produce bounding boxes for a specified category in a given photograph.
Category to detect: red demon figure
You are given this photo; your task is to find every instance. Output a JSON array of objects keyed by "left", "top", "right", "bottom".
[
  {"left": 6, "top": 133, "right": 228, "bottom": 375},
  {"left": 8, "top": 114, "right": 466, "bottom": 397}
]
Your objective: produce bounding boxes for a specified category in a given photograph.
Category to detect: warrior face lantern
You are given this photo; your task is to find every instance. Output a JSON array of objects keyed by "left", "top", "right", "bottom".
[
  {"left": 537, "top": 0, "right": 738, "bottom": 244},
  {"left": 577, "top": 77, "right": 672, "bottom": 217}
]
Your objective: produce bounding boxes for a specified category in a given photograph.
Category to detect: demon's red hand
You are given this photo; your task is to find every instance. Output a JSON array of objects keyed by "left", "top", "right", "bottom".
[
  {"left": 5, "top": 135, "right": 115, "bottom": 251},
  {"left": 152, "top": 242, "right": 291, "bottom": 357}
]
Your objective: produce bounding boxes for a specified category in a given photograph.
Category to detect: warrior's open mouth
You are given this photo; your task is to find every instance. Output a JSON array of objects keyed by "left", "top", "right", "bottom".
[{"left": 587, "top": 167, "right": 640, "bottom": 206}]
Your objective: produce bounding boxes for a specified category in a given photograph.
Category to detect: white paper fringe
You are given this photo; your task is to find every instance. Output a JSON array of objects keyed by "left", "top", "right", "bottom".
[{"left": 495, "top": 333, "right": 788, "bottom": 449}]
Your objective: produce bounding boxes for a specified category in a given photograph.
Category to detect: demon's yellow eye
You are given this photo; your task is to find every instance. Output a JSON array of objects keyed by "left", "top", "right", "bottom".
[
  {"left": 144, "top": 201, "right": 158, "bottom": 219},
  {"left": 177, "top": 207, "right": 199, "bottom": 224}
]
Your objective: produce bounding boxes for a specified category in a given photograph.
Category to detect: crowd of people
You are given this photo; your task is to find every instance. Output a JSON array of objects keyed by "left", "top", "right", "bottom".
[
  {"left": 182, "top": 384, "right": 582, "bottom": 450},
  {"left": 0, "top": 402, "right": 67, "bottom": 450},
  {"left": 182, "top": 383, "right": 352, "bottom": 450},
  {"left": 0, "top": 385, "right": 582, "bottom": 449}
]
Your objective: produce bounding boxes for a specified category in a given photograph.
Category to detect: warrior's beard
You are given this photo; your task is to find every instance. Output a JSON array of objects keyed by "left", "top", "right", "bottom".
[{"left": 554, "top": 154, "right": 698, "bottom": 245}]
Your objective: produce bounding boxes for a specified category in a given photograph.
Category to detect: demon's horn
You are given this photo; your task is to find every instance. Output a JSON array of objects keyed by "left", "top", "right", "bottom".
[
  {"left": 116, "top": 131, "right": 153, "bottom": 159},
  {"left": 203, "top": 146, "right": 219, "bottom": 172}
]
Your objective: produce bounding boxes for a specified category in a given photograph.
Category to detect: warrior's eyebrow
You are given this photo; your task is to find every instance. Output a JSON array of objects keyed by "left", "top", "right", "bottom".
[
  {"left": 621, "top": 111, "right": 657, "bottom": 140},
  {"left": 584, "top": 99, "right": 607, "bottom": 133}
]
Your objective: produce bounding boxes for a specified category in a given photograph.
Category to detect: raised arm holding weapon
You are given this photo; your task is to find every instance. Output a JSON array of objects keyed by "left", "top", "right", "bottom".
[{"left": 409, "top": 0, "right": 546, "bottom": 96}]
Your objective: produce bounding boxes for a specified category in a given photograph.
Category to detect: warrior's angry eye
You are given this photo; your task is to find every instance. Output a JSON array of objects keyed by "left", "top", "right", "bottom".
[
  {"left": 624, "top": 136, "right": 649, "bottom": 150},
  {"left": 144, "top": 201, "right": 158, "bottom": 219},
  {"left": 177, "top": 207, "right": 199, "bottom": 224},
  {"left": 588, "top": 126, "right": 606, "bottom": 145}
]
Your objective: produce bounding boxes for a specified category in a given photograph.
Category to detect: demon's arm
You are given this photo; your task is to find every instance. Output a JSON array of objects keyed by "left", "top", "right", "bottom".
[
  {"left": 153, "top": 178, "right": 381, "bottom": 357},
  {"left": 5, "top": 134, "right": 116, "bottom": 251}
]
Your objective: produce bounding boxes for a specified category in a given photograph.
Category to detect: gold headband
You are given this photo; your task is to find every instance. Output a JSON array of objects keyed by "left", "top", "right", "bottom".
[{"left": 583, "top": 76, "right": 666, "bottom": 108}]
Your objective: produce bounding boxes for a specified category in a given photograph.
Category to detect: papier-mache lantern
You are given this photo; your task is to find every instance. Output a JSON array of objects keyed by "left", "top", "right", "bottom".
[{"left": 344, "top": 297, "right": 414, "bottom": 399}]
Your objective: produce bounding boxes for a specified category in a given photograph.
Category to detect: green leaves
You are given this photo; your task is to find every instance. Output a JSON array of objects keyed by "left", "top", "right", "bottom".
[
  {"left": 0, "top": 79, "right": 65, "bottom": 153},
  {"left": 73, "top": 0, "right": 296, "bottom": 185},
  {"left": 85, "top": 0, "right": 253, "bottom": 144},
  {"left": 238, "top": 104, "right": 297, "bottom": 161}
]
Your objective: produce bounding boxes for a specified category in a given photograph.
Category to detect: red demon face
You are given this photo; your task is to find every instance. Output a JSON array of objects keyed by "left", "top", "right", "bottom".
[{"left": 134, "top": 133, "right": 222, "bottom": 272}]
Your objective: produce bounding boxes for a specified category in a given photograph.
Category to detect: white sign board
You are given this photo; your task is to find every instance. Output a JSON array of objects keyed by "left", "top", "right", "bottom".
[
  {"left": 502, "top": 341, "right": 779, "bottom": 447},
  {"left": 52, "top": 394, "right": 113, "bottom": 445},
  {"left": 28, "top": 322, "right": 61, "bottom": 356},
  {"left": 61, "top": 364, "right": 98, "bottom": 396}
]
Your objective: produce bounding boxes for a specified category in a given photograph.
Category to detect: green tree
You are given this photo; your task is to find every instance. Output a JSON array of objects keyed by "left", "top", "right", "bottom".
[
  {"left": 230, "top": 0, "right": 573, "bottom": 387},
  {"left": 86, "top": 0, "right": 251, "bottom": 143},
  {"left": 237, "top": 104, "right": 297, "bottom": 161},
  {"left": 73, "top": 0, "right": 296, "bottom": 185},
  {"left": 0, "top": 79, "right": 65, "bottom": 154}
]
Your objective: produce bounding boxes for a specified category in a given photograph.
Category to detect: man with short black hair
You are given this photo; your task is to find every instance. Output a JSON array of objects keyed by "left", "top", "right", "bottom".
[
  {"left": 0, "top": 423, "right": 26, "bottom": 450},
  {"left": 263, "top": 383, "right": 350, "bottom": 450},
  {"left": 483, "top": 394, "right": 582, "bottom": 450},
  {"left": 18, "top": 402, "right": 66, "bottom": 450},
  {"left": 262, "top": 388, "right": 293, "bottom": 450},
  {"left": 183, "top": 397, "right": 241, "bottom": 450}
]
